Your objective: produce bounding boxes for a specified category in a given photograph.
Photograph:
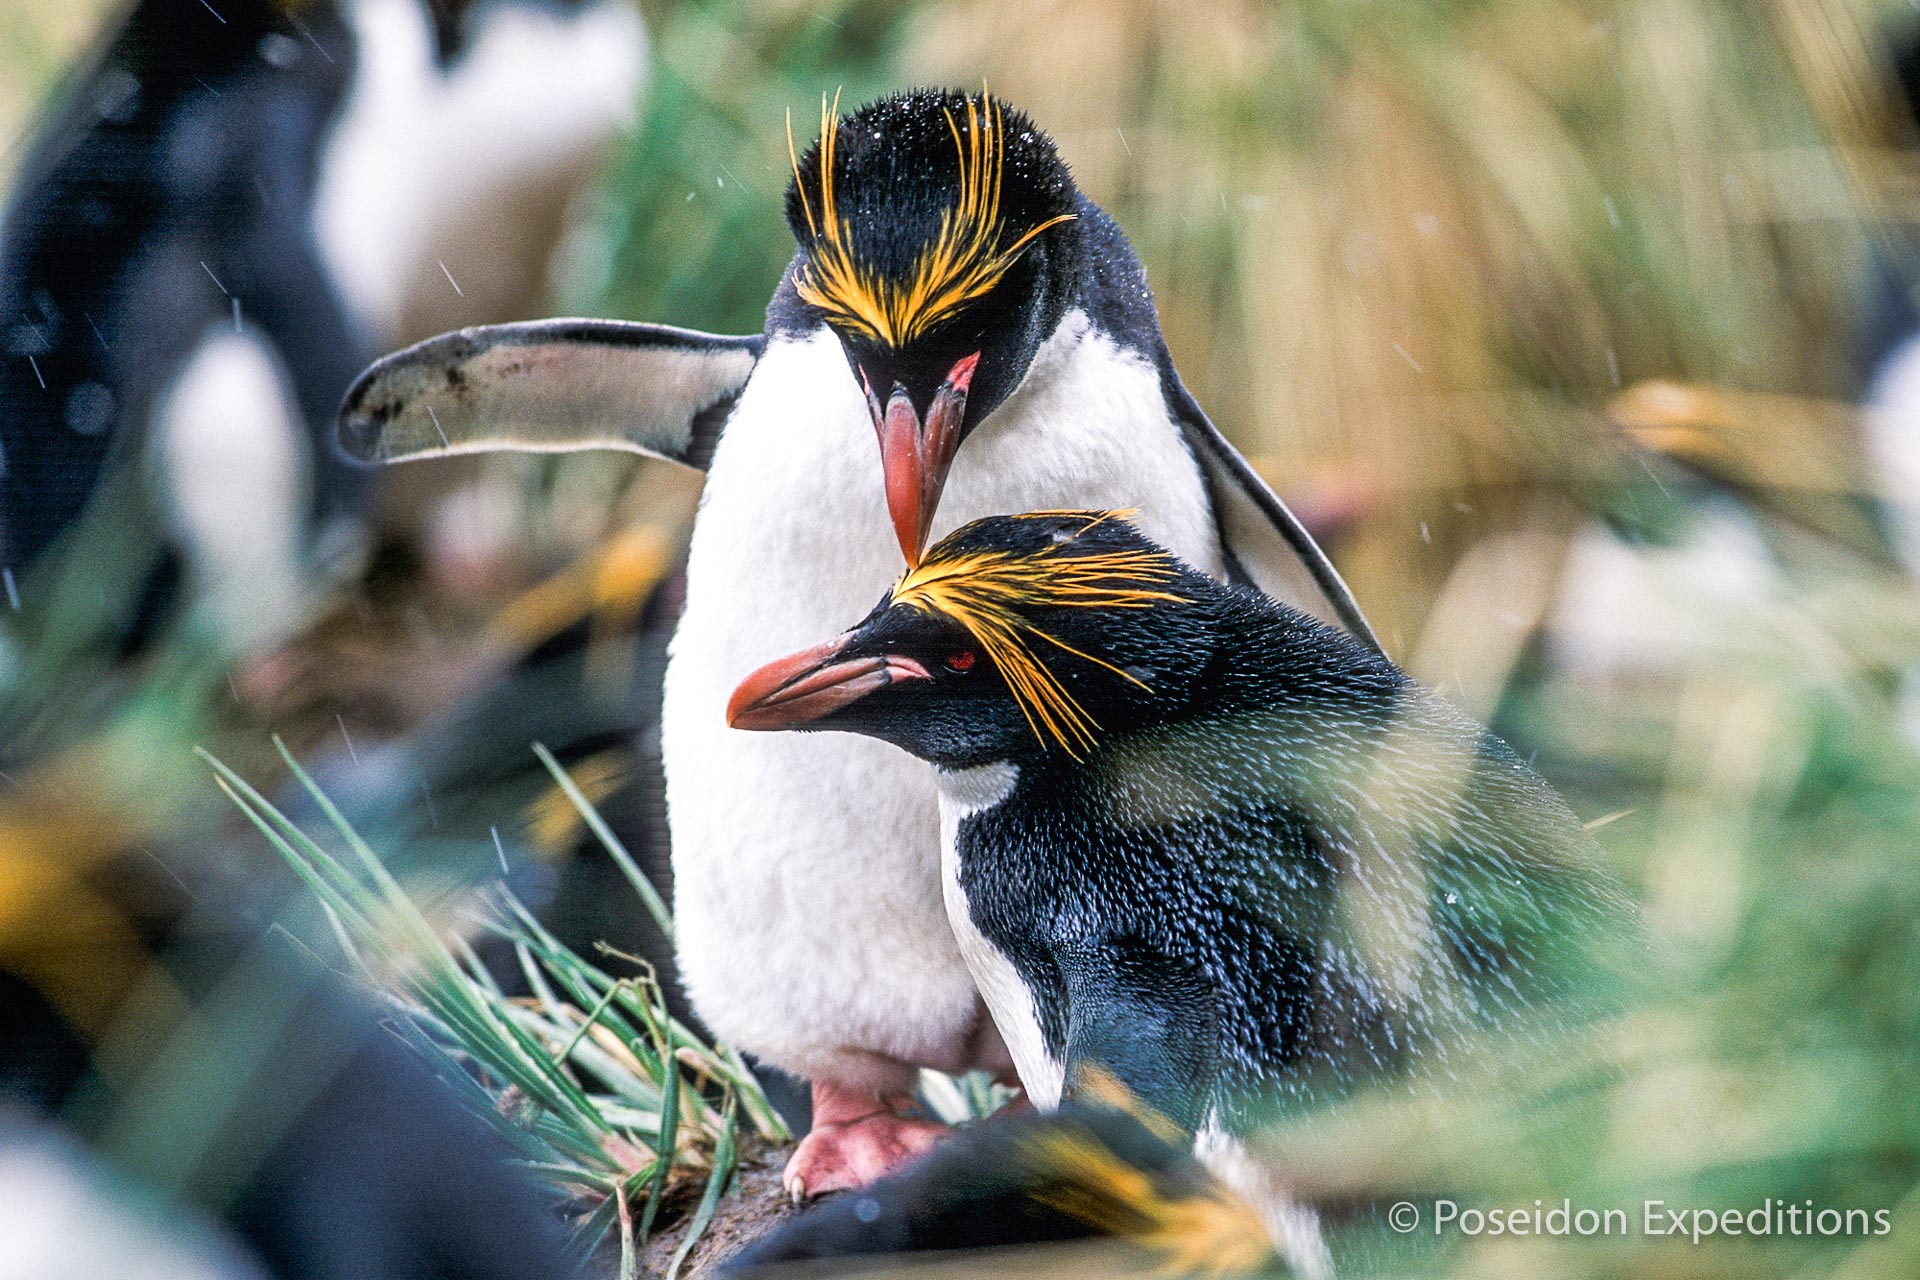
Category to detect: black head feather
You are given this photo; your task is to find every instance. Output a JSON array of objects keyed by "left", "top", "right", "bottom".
[
  {"left": 783, "top": 88, "right": 1078, "bottom": 345},
  {"left": 777, "top": 90, "right": 1086, "bottom": 437}
]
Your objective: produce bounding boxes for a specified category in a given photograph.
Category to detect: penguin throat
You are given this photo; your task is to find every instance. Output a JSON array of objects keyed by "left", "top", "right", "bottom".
[{"left": 934, "top": 761, "right": 1020, "bottom": 817}]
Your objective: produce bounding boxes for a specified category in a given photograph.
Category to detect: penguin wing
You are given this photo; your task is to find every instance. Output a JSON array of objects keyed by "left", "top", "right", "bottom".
[
  {"left": 1165, "top": 379, "right": 1384, "bottom": 655},
  {"left": 337, "top": 320, "right": 763, "bottom": 469},
  {"left": 1057, "top": 938, "right": 1221, "bottom": 1134}
]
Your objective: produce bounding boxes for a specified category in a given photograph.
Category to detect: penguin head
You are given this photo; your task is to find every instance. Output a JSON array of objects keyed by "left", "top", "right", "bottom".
[
  {"left": 728, "top": 512, "right": 1219, "bottom": 768},
  {"left": 784, "top": 90, "right": 1081, "bottom": 564}
]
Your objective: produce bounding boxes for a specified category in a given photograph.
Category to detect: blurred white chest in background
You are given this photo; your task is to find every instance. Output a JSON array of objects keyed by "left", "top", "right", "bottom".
[
  {"left": 1868, "top": 335, "right": 1920, "bottom": 739},
  {"left": 153, "top": 326, "right": 307, "bottom": 651},
  {"left": 1869, "top": 334, "right": 1920, "bottom": 577},
  {"left": 314, "top": 0, "right": 646, "bottom": 345}
]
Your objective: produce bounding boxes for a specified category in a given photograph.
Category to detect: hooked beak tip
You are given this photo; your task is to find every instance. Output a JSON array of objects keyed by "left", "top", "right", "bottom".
[{"left": 726, "top": 638, "right": 932, "bottom": 731}]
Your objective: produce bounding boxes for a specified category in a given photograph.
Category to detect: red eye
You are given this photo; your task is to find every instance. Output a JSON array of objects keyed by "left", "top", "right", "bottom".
[{"left": 945, "top": 650, "right": 977, "bottom": 673}]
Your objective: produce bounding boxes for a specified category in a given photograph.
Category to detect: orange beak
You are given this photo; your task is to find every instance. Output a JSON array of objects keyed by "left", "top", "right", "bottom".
[
  {"left": 869, "top": 352, "right": 979, "bottom": 566},
  {"left": 727, "top": 634, "right": 932, "bottom": 731}
]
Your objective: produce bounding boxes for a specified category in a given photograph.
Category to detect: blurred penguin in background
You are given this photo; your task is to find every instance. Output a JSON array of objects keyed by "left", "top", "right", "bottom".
[
  {"left": 0, "top": 7, "right": 652, "bottom": 1262},
  {"left": 0, "top": 750, "right": 577, "bottom": 1280},
  {"left": 0, "top": 0, "right": 644, "bottom": 662},
  {"left": 1541, "top": 15, "right": 1918, "bottom": 712},
  {"left": 725, "top": 1094, "right": 1284, "bottom": 1278},
  {"left": 1864, "top": 21, "right": 1920, "bottom": 659}
]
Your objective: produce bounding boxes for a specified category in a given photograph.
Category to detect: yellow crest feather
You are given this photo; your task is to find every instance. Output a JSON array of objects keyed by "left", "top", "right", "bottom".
[
  {"left": 889, "top": 512, "right": 1184, "bottom": 758},
  {"left": 789, "top": 93, "right": 1076, "bottom": 348},
  {"left": 1018, "top": 1129, "right": 1276, "bottom": 1278}
]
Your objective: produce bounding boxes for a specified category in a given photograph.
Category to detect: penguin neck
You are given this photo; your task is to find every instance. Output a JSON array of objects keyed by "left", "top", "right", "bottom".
[
  {"left": 1054, "top": 194, "right": 1166, "bottom": 361},
  {"left": 930, "top": 757, "right": 1068, "bottom": 1111},
  {"left": 931, "top": 759, "right": 1027, "bottom": 874}
]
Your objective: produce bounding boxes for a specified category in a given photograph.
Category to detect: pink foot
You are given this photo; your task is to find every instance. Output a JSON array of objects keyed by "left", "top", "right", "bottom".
[{"left": 782, "top": 1082, "right": 949, "bottom": 1202}]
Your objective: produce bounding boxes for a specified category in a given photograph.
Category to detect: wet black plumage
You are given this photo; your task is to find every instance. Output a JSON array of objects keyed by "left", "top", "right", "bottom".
[{"left": 771, "top": 89, "right": 1080, "bottom": 433}]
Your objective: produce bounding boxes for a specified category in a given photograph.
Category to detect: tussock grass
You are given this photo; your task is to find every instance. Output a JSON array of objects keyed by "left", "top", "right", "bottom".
[{"left": 206, "top": 739, "right": 787, "bottom": 1279}]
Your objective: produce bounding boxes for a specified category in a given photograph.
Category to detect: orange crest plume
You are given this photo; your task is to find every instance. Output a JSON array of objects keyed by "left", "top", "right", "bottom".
[
  {"left": 787, "top": 91, "right": 1076, "bottom": 349},
  {"left": 889, "top": 512, "right": 1185, "bottom": 758}
]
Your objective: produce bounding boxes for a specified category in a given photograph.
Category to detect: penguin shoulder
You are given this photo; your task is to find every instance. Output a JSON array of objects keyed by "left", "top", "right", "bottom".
[
  {"left": 1067, "top": 193, "right": 1164, "bottom": 358},
  {"left": 1081, "top": 592, "right": 1409, "bottom": 830}
]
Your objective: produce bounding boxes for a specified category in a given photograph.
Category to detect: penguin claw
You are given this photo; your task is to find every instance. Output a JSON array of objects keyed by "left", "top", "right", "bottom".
[{"left": 781, "top": 1107, "right": 950, "bottom": 1200}]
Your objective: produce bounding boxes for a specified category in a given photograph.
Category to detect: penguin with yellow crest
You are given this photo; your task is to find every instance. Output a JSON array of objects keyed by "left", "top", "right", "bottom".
[{"left": 728, "top": 510, "right": 1636, "bottom": 1272}]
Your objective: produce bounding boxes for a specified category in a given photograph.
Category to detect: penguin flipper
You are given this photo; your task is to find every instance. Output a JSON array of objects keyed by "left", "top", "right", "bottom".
[
  {"left": 337, "top": 320, "right": 763, "bottom": 469},
  {"left": 1058, "top": 940, "right": 1221, "bottom": 1135},
  {"left": 1165, "top": 377, "right": 1384, "bottom": 656}
]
